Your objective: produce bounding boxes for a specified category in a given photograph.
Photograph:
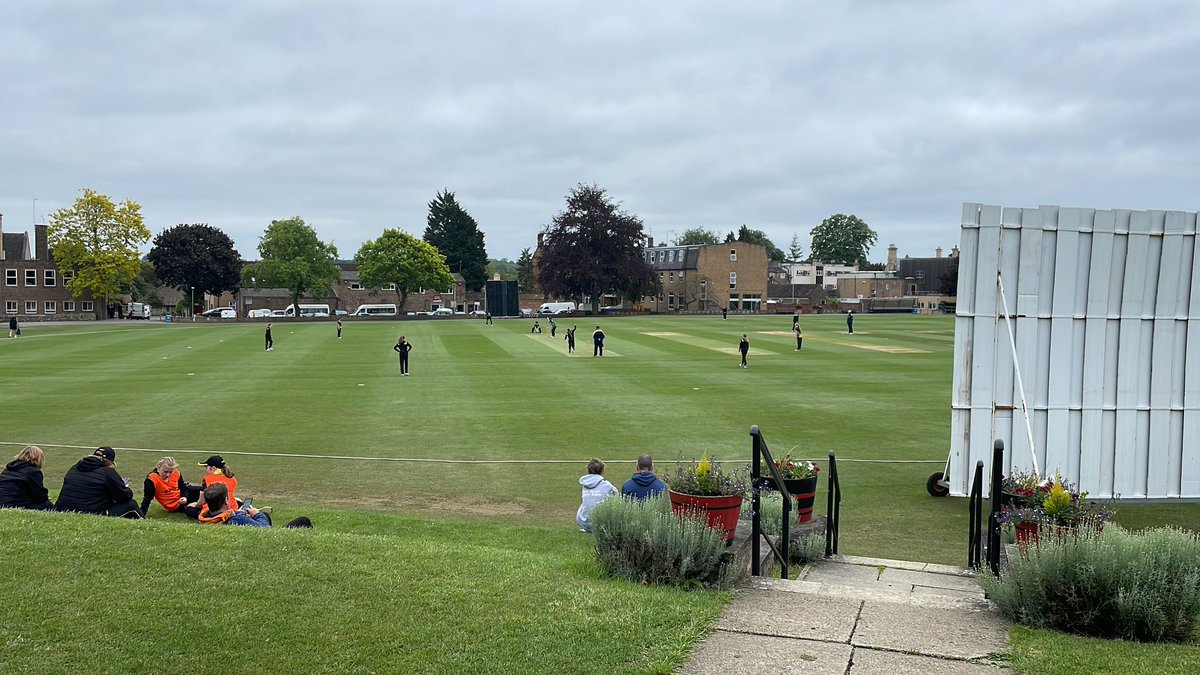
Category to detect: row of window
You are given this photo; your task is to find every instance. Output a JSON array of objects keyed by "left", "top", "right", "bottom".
[
  {"left": 5, "top": 300, "right": 93, "bottom": 314},
  {"left": 656, "top": 270, "right": 740, "bottom": 289},
  {"left": 645, "top": 249, "right": 740, "bottom": 264},
  {"left": 347, "top": 281, "right": 450, "bottom": 294},
  {"left": 5, "top": 269, "right": 74, "bottom": 287}
]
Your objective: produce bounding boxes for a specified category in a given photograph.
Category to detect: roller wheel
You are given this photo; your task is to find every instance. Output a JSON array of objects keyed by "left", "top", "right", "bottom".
[{"left": 926, "top": 472, "right": 950, "bottom": 497}]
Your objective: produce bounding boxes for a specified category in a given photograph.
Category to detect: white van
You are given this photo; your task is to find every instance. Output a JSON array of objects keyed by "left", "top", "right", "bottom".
[
  {"left": 283, "top": 304, "right": 331, "bottom": 318},
  {"left": 538, "top": 302, "right": 576, "bottom": 315},
  {"left": 351, "top": 303, "right": 398, "bottom": 317}
]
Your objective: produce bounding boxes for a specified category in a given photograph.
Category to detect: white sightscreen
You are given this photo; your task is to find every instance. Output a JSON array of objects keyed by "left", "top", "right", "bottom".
[{"left": 950, "top": 203, "right": 1200, "bottom": 499}]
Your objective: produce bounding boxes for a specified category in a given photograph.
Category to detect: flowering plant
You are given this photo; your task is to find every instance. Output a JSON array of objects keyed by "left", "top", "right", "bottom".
[
  {"left": 665, "top": 455, "right": 751, "bottom": 497},
  {"left": 773, "top": 454, "right": 819, "bottom": 480},
  {"left": 998, "top": 470, "right": 1114, "bottom": 529}
]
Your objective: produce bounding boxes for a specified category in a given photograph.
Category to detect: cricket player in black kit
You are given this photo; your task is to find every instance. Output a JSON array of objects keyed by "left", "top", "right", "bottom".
[
  {"left": 394, "top": 336, "right": 413, "bottom": 376},
  {"left": 265, "top": 323, "right": 273, "bottom": 351}
]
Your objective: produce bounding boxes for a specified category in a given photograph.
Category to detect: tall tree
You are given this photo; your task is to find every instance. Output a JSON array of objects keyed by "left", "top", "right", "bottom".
[
  {"left": 788, "top": 234, "right": 804, "bottom": 263},
  {"left": 422, "top": 190, "right": 488, "bottom": 291},
  {"left": 535, "top": 184, "right": 658, "bottom": 313},
  {"left": 241, "top": 217, "right": 340, "bottom": 315},
  {"left": 125, "top": 259, "right": 162, "bottom": 305},
  {"left": 516, "top": 248, "right": 536, "bottom": 293},
  {"left": 47, "top": 188, "right": 151, "bottom": 312},
  {"left": 809, "top": 214, "right": 878, "bottom": 266},
  {"left": 939, "top": 257, "right": 960, "bottom": 296},
  {"left": 735, "top": 225, "right": 786, "bottom": 262},
  {"left": 673, "top": 227, "right": 720, "bottom": 246},
  {"left": 148, "top": 223, "right": 243, "bottom": 298},
  {"left": 354, "top": 229, "right": 453, "bottom": 311}
]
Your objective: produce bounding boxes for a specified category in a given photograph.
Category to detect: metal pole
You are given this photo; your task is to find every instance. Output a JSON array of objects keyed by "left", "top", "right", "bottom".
[{"left": 190, "top": 286, "right": 194, "bottom": 322}]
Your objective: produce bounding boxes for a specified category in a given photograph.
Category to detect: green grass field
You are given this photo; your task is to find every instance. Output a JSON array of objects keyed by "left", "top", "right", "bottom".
[
  {"left": 4, "top": 314, "right": 1199, "bottom": 672},
  {"left": 2, "top": 313, "right": 1194, "bottom": 562}
]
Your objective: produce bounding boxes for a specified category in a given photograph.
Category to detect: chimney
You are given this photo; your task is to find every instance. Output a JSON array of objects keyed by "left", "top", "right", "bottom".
[
  {"left": 935, "top": 247, "right": 943, "bottom": 259},
  {"left": 886, "top": 243, "right": 897, "bottom": 272},
  {"left": 951, "top": 245, "right": 959, "bottom": 258},
  {"left": 36, "top": 224, "right": 49, "bottom": 261},
  {"left": 537, "top": 232, "right": 544, "bottom": 248},
  {"left": 647, "top": 236, "right": 654, "bottom": 248}
]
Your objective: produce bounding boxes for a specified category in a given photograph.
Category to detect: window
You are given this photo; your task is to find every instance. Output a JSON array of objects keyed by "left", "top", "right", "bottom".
[
  {"left": 25, "top": 270, "right": 37, "bottom": 286},
  {"left": 668, "top": 250, "right": 675, "bottom": 262},
  {"left": 658, "top": 272, "right": 664, "bottom": 284},
  {"left": 730, "top": 249, "right": 737, "bottom": 262},
  {"left": 742, "top": 294, "right": 762, "bottom": 312},
  {"left": 25, "top": 302, "right": 37, "bottom": 314},
  {"left": 44, "top": 269, "right": 56, "bottom": 286},
  {"left": 799, "top": 270, "right": 809, "bottom": 276},
  {"left": 349, "top": 282, "right": 364, "bottom": 290},
  {"left": 83, "top": 301, "right": 94, "bottom": 312},
  {"left": 679, "top": 271, "right": 684, "bottom": 281},
  {"left": 5, "top": 301, "right": 15, "bottom": 314},
  {"left": 5, "top": 269, "right": 15, "bottom": 286},
  {"left": 658, "top": 250, "right": 665, "bottom": 263},
  {"left": 64, "top": 269, "right": 75, "bottom": 283},
  {"left": 916, "top": 270, "right": 925, "bottom": 282},
  {"left": 700, "top": 279, "right": 708, "bottom": 299},
  {"left": 65, "top": 301, "right": 76, "bottom": 312},
  {"left": 668, "top": 293, "right": 675, "bottom": 309},
  {"left": 44, "top": 302, "right": 56, "bottom": 314},
  {"left": 728, "top": 296, "right": 740, "bottom": 311},
  {"left": 729, "top": 272, "right": 737, "bottom": 289},
  {"left": 669, "top": 271, "right": 675, "bottom": 283}
]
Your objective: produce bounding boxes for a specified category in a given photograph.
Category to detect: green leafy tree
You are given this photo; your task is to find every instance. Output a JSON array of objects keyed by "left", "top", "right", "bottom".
[
  {"left": 423, "top": 190, "right": 488, "bottom": 291},
  {"left": 788, "top": 234, "right": 804, "bottom": 263},
  {"left": 516, "top": 248, "right": 536, "bottom": 293},
  {"left": 354, "top": 229, "right": 453, "bottom": 311},
  {"left": 148, "top": 223, "right": 243, "bottom": 298},
  {"left": 241, "top": 217, "right": 340, "bottom": 315},
  {"left": 860, "top": 261, "right": 886, "bottom": 272},
  {"left": 810, "top": 214, "right": 878, "bottom": 266},
  {"left": 673, "top": 227, "right": 720, "bottom": 246},
  {"left": 46, "top": 188, "right": 151, "bottom": 310},
  {"left": 123, "top": 259, "right": 162, "bottom": 305},
  {"left": 735, "top": 225, "right": 785, "bottom": 262},
  {"left": 535, "top": 184, "right": 658, "bottom": 313},
  {"left": 487, "top": 258, "right": 519, "bottom": 280}
]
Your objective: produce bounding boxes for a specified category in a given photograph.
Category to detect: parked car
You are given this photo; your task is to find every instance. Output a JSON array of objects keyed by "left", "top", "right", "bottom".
[
  {"left": 271, "top": 310, "right": 288, "bottom": 317},
  {"left": 430, "top": 307, "right": 454, "bottom": 317},
  {"left": 202, "top": 307, "right": 235, "bottom": 319},
  {"left": 520, "top": 308, "right": 535, "bottom": 317},
  {"left": 334, "top": 310, "right": 349, "bottom": 316},
  {"left": 469, "top": 310, "right": 488, "bottom": 317},
  {"left": 247, "top": 308, "right": 274, "bottom": 318}
]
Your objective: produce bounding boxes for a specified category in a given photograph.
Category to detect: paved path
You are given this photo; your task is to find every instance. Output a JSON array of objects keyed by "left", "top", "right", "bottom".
[{"left": 682, "top": 555, "right": 1013, "bottom": 674}]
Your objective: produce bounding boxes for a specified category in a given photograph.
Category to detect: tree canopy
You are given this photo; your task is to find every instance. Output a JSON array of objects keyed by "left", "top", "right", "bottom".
[
  {"left": 46, "top": 188, "right": 151, "bottom": 307},
  {"left": 788, "top": 234, "right": 804, "bottom": 263},
  {"left": 939, "top": 257, "right": 960, "bottom": 296},
  {"left": 724, "top": 225, "right": 785, "bottom": 262},
  {"left": 673, "top": 227, "right": 720, "bottom": 246},
  {"left": 354, "top": 229, "right": 453, "bottom": 311},
  {"left": 535, "top": 184, "right": 658, "bottom": 313},
  {"left": 148, "top": 223, "right": 243, "bottom": 298},
  {"left": 242, "top": 217, "right": 340, "bottom": 314},
  {"left": 809, "top": 214, "right": 878, "bottom": 266},
  {"left": 515, "top": 248, "right": 536, "bottom": 293},
  {"left": 422, "top": 190, "right": 488, "bottom": 292}
]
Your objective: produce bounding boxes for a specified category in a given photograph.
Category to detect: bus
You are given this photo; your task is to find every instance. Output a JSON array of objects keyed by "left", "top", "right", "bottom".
[{"left": 283, "top": 304, "right": 331, "bottom": 318}]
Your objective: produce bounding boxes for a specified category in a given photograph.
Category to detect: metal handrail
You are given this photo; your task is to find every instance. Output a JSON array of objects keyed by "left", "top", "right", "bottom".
[
  {"left": 825, "top": 451, "right": 841, "bottom": 557},
  {"left": 968, "top": 460, "right": 984, "bottom": 568},
  {"left": 750, "top": 425, "right": 792, "bottom": 579},
  {"left": 987, "top": 440, "right": 1003, "bottom": 576}
]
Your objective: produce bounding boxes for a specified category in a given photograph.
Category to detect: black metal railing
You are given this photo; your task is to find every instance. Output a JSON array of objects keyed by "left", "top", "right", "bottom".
[
  {"left": 750, "top": 425, "right": 792, "bottom": 579},
  {"left": 968, "top": 460, "right": 984, "bottom": 569},
  {"left": 825, "top": 451, "right": 841, "bottom": 558},
  {"left": 987, "top": 440, "right": 1003, "bottom": 576}
]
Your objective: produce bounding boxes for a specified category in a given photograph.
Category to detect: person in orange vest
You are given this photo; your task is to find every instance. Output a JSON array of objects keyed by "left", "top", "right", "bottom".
[
  {"left": 140, "top": 457, "right": 196, "bottom": 516},
  {"left": 197, "top": 483, "right": 270, "bottom": 527},
  {"left": 184, "top": 455, "right": 238, "bottom": 518}
]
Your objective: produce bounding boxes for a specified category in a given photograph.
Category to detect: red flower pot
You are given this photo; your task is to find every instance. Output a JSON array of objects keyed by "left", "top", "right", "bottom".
[
  {"left": 1014, "top": 521, "right": 1039, "bottom": 551},
  {"left": 667, "top": 490, "right": 744, "bottom": 543}
]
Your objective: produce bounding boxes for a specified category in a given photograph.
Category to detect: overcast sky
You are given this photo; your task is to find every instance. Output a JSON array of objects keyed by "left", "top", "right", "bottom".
[{"left": 2, "top": 1, "right": 1197, "bottom": 264}]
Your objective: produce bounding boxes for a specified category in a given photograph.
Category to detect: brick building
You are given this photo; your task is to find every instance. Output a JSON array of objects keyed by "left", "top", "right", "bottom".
[
  {"left": 235, "top": 262, "right": 474, "bottom": 316},
  {"left": 1, "top": 220, "right": 101, "bottom": 322},
  {"left": 642, "top": 238, "right": 769, "bottom": 312}
]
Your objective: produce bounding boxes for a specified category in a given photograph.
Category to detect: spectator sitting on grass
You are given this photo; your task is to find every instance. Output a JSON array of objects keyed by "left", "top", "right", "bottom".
[
  {"left": 197, "top": 483, "right": 270, "bottom": 527},
  {"left": 0, "top": 445, "right": 54, "bottom": 510},
  {"left": 620, "top": 454, "right": 667, "bottom": 500},
  {"left": 55, "top": 446, "right": 142, "bottom": 518},
  {"left": 141, "top": 457, "right": 197, "bottom": 516},
  {"left": 576, "top": 458, "right": 618, "bottom": 532}
]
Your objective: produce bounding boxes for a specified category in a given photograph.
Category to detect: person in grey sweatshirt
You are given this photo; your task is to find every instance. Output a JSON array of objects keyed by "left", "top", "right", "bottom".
[{"left": 576, "top": 458, "right": 618, "bottom": 532}]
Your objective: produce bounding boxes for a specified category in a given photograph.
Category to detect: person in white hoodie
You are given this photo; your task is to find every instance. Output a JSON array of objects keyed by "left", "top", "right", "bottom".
[{"left": 576, "top": 458, "right": 618, "bottom": 532}]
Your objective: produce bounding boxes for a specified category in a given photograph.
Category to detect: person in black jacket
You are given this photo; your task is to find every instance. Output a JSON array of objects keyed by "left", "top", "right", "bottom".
[
  {"left": 0, "top": 445, "right": 54, "bottom": 510},
  {"left": 394, "top": 335, "right": 413, "bottom": 376},
  {"left": 55, "top": 446, "right": 142, "bottom": 518}
]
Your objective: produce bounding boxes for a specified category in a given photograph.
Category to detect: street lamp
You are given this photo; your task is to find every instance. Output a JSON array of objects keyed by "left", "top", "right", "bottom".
[{"left": 190, "top": 286, "right": 195, "bottom": 322}]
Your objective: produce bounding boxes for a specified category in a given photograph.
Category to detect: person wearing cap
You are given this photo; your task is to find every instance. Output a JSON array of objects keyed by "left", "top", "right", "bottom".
[
  {"left": 55, "top": 446, "right": 142, "bottom": 518},
  {"left": 0, "top": 445, "right": 54, "bottom": 510},
  {"left": 140, "top": 457, "right": 197, "bottom": 516},
  {"left": 184, "top": 455, "right": 238, "bottom": 519},
  {"left": 197, "top": 483, "right": 270, "bottom": 528}
]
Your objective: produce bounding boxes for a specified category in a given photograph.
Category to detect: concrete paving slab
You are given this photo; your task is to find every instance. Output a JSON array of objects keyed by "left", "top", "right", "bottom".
[
  {"left": 715, "top": 588, "right": 861, "bottom": 642},
  {"left": 681, "top": 631, "right": 853, "bottom": 675},
  {"left": 908, "top": 585, "right": 995, "bottom": 611},
  {"left": 802, "top": 561, "right": 881, "bottom": 585},
  {"left": 880, "top": 567, "right": 986, "bottom": 594},
  {"left": 853, "top": 602, "right": 1010, "bottom": 660},
  {"left": 923, "top": 562, "right": 976, "bottom": 576},
  {"left": 850, "top": 648, "right": 1013, "bottom": 674}
]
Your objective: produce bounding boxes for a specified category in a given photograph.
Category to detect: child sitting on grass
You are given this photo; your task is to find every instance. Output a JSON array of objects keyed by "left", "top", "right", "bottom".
[{"left": 576, "top": 458, "right": 618, "bottom": 533}]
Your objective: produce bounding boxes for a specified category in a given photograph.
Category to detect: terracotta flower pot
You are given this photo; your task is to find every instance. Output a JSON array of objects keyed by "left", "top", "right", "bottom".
[{"left": 667, "top": 490, "right": 744, "bottom": 544}]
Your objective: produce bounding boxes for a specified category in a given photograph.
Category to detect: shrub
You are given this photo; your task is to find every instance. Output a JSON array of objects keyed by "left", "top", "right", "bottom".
[
  {"left": 589, "top": 495, "right": 734, "bottom": 590},
  {"left": 663, "top": 455, "right": 751, "bottom": 497},
  {"left": 980, "top": 524, "right": 1200, "bottom": 642},
  {"left": 743, "top": 490, "right": 825, "bottom": 564}
]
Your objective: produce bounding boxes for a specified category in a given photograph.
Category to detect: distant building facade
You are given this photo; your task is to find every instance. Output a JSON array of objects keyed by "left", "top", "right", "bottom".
[
  {"left": 1, "top": 220, "right": 101, "bottom": 322},
  {"left": 642, "top": 238, "right": 769, "bottom": 312}
]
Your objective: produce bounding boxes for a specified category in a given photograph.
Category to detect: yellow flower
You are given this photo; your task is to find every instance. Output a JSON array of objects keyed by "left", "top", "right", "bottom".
[
  {"left": 1043, "top": 483, "right": 1071, "bottom": 519},
  {"left": 696, "top": 455, "right": 711, "bottom": 479}
]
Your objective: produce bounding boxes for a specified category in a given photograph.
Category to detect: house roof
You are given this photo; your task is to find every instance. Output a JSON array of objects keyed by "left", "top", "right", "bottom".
[{"left": 2, "top": 232, "right": 29, "bottom": 260}]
